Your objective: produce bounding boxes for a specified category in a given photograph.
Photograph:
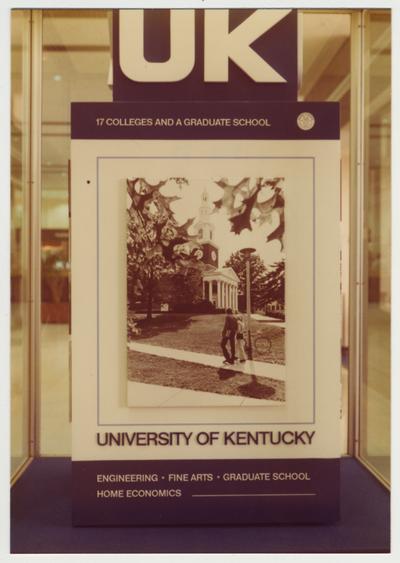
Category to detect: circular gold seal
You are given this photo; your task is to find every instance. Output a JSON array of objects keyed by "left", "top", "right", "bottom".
[{"left": 297, "top": 112, "right": 315, "bottom": 131}]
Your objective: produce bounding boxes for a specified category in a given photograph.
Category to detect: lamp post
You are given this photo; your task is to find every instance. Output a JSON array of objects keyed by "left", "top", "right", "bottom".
[{"left": 241, "top": 247, "right": 256, "bottom": 360}]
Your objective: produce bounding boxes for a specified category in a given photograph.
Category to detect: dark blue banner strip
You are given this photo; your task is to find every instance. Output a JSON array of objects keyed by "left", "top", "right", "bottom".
[
  {"left": 72, "top": 457, "right": 340, "bottom": 525},
  {"left": 71, "top": 101, "right": 339, "bottom": 141},
  {"left": 113, "top": 10, "right": 298, "bottom": 102}
]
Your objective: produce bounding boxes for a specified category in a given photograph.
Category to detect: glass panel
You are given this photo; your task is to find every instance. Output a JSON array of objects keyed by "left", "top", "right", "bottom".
[
  {"left": 37, "top": 9, "right": 354, "bottom": 457},
  {"left": 40, "top": 10, "right": 112, "bottom": 455},
  {"left": 360, "top": 11, "right": 391, "bottom": 484},
  {"left": 11, "top": 10, "right": 31, "bottom": 476},
  {"left": 300, "top": 11, "right": 351, "bottom": 455}
]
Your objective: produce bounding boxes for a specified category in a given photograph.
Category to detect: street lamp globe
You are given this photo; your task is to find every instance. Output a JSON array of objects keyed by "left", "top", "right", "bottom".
[{"left": 240, "top": 247, "right": 256, "bottom": 258}]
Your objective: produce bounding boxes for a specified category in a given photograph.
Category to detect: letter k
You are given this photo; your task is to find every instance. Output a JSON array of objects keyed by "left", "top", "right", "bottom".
[{"left": 204, "top": 10, "right": 290, "bottom": 82}]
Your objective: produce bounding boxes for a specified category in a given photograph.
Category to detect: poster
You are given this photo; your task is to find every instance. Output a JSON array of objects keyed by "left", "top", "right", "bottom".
[
  {"left": 126, "top": 171, "right": 286, "bottom": 408},
  {"left": 71, "top": 100, "right": 341, "bottom": 525}
]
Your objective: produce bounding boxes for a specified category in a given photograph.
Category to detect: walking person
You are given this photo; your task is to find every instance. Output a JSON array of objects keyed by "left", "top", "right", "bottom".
[
  {"left": 221, "top": 308, "right": 238, "bottom": 365},
  {"left": 236, "top": 314, "right": 247, "bottom": 362}
]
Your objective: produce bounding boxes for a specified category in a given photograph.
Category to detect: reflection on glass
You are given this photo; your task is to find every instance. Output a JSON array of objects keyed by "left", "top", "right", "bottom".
[
  {"left": 11, "top": 10, "right": 31, "bottom": 476},
  {"left": 300, "top": 12, "right": 351, "bottom": 455},
  {"left": 360, "top": 11, "right": 391, "bottom": 484},
  {"left": 40, "top": 10, "right": 112, "bottom": 455}
]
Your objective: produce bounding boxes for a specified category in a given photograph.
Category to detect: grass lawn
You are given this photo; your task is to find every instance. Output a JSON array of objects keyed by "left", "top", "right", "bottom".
[
  {"left": 128, "top": 350, "right": 285, "bottom": 402},
  {"left": 131, "top": 313, "right": 285, "bottom": 365}
]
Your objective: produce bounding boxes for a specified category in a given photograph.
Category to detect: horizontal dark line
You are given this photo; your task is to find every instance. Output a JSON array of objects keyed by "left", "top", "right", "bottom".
[
  {"left": 43, "top": 121, "right": 70, "bottom": 126},
  {"left": 97, "top": 156, "right": 315, "bottom": 160},
  {"left": 192, "top": 493, "right": 317, "bottom": 498},
  {"left": 43, "top": 45, "right": 109, "bottom": 52},
  {"left": 41, "top": 10, "right": 110, "bottom": 18}
]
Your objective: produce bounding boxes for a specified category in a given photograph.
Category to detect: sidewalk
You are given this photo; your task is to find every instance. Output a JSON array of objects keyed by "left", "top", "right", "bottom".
[
  {"left": 127, "top": 341, "right": 285, "bottom": 407},
  {"left": 251, "top": 313, "right": 285, "bottom": 328},
  {"left": 127, "top": 341, "right": 285, "bottom": 381}
]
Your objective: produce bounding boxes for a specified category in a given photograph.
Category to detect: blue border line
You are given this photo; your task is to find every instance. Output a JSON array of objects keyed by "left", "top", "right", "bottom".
[
  {"left": 96, "top": 156, "right": 316, "bottom": 427},
  {"left": 312, "top": 157, "right": 316, "bottom": 423},
  {"left": 97, "top": 156, "right": 100, "bottom": 425}
]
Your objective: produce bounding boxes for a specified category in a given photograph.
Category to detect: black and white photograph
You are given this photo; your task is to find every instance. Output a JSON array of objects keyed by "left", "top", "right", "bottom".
[{"left": 126, "top": 175, "right": 286, "bottom": 407}]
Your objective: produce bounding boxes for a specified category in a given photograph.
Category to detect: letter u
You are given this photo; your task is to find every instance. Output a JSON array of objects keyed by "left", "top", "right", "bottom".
[
  {"left": 96, "top": 432, "right": 108, "bottom": 446},
  {"left": 119, "top": 10, "right": 195, "bottom": 82}
]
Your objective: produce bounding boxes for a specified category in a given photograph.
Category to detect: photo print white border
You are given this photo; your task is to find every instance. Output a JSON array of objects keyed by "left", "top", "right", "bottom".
[{"left": 125, "top": 173, "right": 286, "bottom": 408}]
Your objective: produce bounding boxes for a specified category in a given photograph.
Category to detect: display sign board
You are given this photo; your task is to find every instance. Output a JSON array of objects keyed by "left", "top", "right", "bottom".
[
  {"left": 113, "top": 9, "right": 299, "bottom": 102},
  {"left": 71, "top": 99, "right": 341, "bottom": 525},
  {"left": 71, "top": 8, "right": 340, "bottom": 526}
]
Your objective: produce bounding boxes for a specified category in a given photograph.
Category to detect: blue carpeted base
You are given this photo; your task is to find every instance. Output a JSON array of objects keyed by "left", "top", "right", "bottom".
[{"left": 11, "top": 457, "right": 390, "bottom": 553}]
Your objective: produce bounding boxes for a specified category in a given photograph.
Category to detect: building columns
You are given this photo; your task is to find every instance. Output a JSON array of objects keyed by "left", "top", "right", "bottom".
[{"left": 203, "top": 278, "right": 238, "bottom": 311}]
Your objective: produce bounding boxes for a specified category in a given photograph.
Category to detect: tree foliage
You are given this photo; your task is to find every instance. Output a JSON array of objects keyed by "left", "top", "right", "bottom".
[
  {"left": 224, "top": 251, "right": 268, "bottom": 311},
  {"left": 224, "top": 252, "right": 285, "bottom": 311},
  {"left": 127, "top": 175, "right": 285, "bottom": 320},
  {"left": 264, "top": 260, "right": 285, "bottom": 306},
  {"left": 212, "top": 177, "right": 285, "bottom": 249},
  {"left": 127, "top": 177, "right": 203, "bottom": 319}
]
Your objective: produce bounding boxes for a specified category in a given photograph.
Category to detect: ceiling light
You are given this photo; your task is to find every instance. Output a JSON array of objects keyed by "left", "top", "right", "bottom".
[{"left": 53, "top": 74, "right": 62, "bottom": 82}]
